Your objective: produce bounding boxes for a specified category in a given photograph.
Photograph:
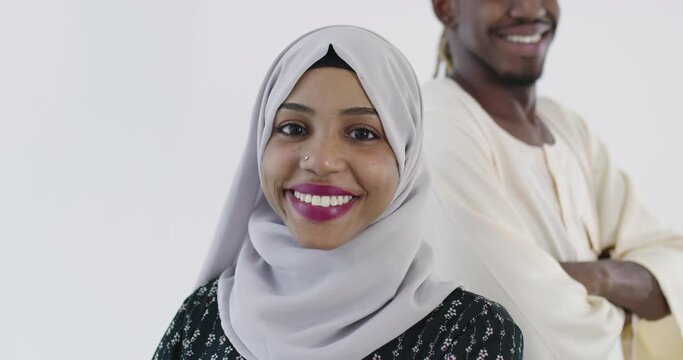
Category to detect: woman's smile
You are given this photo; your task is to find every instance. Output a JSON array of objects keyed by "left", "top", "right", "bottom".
[{"left": 286, "top": 183, "right": 359, "bottom": 222}]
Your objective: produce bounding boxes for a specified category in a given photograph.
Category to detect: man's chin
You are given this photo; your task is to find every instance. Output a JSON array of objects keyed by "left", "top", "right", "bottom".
[{"left": 498, "top": 72, "right": 542, "bottom": 87}]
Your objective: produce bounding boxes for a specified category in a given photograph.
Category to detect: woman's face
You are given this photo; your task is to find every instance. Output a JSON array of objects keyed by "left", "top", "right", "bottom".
[{"left": 261, "top": 67, "right": 399, "bottom": 250}]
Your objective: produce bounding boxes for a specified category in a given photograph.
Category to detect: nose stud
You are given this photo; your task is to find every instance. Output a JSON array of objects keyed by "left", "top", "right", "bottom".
[{"left": 303, "top": 155, "right": 310, "bottom": 161}]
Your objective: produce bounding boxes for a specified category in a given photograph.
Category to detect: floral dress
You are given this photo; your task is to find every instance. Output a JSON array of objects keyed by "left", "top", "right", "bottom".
[{"left": 154, "top": 279, "right": 523, "bottom": 359}]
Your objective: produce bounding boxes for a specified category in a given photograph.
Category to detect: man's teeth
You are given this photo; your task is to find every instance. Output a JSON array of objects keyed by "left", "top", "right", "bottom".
[
  {"left": 293, "top": 191, "right": 353, "bottom": 207},
  {"left": 504, "top": 34, "right": 542, "bottom": 44}
]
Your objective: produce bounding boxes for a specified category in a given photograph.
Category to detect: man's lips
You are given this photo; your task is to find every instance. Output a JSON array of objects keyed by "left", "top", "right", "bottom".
[
  {"left": 495, "top": 22, "right": 553, "bottom": 37},
  {"left": 492, "top": 22, "right": 554, "bottom": 48}
]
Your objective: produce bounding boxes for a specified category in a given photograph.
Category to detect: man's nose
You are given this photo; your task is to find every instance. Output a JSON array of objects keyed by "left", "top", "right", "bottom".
[{"left": 509, "top": 0, "right": 547, "bottom": 20}]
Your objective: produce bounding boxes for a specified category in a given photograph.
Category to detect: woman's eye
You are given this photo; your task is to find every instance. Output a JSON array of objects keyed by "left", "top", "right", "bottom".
[
  {"left": 277, "top": 123, "right": 308, "bottom": 136},
  {"left": 347, "top": 128, "right": 379, "bottom": 141}
]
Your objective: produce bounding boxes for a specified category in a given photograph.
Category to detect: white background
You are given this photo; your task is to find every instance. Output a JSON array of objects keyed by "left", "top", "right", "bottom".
[{"left": 1, "top": 1, "right": 681, "bottom": 359}]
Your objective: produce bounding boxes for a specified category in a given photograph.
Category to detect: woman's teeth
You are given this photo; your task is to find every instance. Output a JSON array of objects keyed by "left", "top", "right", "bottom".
[
  {"left": 504, "top": 33, "right": 542, "bottom": 44},
  {"left": 293, "top": 191, "right": 353, "bottom": 207}
]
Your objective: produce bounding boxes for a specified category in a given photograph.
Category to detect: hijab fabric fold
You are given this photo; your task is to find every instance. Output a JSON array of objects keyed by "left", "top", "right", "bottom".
[{"left": 197, "top": 25, "right": 457, "bottom": 360}]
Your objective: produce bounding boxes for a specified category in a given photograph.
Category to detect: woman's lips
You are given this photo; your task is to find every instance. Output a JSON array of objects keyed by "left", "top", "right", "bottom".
[
  {"left": 289, "top": 183, "right": 355, "bottom": 196},
  {"left": 286, "top": 183, "right": 358, "bottom": 222}
]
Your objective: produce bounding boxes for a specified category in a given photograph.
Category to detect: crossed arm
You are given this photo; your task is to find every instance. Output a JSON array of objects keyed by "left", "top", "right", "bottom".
[
  {"left": 560, "top": 259, "right": 670, "bottom": 320},
  {"left": 560, "top": 114, "right": 679, "bottom": 323}
]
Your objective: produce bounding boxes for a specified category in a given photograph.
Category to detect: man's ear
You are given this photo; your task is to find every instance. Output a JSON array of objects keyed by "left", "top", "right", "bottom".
[{"left": 432, "top": 0, "right": 459, "bottom": 28}]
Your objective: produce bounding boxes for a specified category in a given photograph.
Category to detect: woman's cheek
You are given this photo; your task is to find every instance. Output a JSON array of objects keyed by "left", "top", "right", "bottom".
[
  {"left": 359, "top": 151, "right": 399, "bottom": 195},
  {"left": 260, "top": 143, "right": 288, "bottom": 210}
]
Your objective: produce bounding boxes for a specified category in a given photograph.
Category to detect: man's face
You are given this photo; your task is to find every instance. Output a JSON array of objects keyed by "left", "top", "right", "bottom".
[{"left": 449, "top": 0, "right": 560, "bottom": 85}]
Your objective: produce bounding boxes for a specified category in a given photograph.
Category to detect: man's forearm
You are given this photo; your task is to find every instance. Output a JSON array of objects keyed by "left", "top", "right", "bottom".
[{"left": 560, "top": 260, "right": 670, "bottom": 320}]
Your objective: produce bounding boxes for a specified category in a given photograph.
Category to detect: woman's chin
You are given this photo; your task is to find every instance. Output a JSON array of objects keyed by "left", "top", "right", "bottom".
[{"left": 290, "top": 229, "right": 351, "bottom": 250}]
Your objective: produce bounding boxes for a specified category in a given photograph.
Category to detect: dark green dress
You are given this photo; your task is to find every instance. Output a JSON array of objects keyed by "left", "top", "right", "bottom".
[{"left": 154, "top": 279, "right": 523, "bottom": 359}]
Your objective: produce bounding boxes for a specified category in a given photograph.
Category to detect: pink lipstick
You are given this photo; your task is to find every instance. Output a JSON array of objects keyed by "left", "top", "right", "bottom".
[{"left": 287, "top": 183, "right": 357, "bottom": 222}]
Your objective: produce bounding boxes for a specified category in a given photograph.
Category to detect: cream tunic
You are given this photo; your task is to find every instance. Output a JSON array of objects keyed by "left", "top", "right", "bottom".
[{"left": 422, "top": 77, "right": 683, "bottom": 360}]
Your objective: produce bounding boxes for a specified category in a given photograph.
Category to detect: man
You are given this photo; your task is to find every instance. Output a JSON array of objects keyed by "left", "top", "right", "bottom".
[{"left": 423, "top": 0, "right": 683, "bottom": 358}]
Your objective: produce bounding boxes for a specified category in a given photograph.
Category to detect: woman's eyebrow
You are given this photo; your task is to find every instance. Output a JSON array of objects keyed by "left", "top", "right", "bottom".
[
  {"left": 279, "top": 102, "right": 314, "bottom": 114},
  {"left": 341, "top": 107, "right": 377, "bottom": 116}
]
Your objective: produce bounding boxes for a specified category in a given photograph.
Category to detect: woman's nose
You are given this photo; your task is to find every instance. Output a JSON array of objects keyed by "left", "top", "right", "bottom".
[{"left": 299, "top": 137, "right": 347, "bottom": 176}]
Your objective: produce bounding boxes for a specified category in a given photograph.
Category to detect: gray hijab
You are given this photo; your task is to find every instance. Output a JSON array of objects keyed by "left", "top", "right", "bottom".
[{"left": 197, "top": 25, "right": 457, "bottom": 360}]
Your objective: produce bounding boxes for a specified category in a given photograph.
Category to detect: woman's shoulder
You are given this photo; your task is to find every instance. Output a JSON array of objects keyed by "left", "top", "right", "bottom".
[
  {"left": 185, "top": 278, "right": 221, "bottom": 312},
  {"left": 170, "top": 278, "right": 222, "bottom": 330},
  {"left": 439, "top": 287, "right": 517, "bottom": 326},
  {"left": 153, "top": 279, "right": 245, "bottom": 360},
  {"left": 435, "top": 288, "right": 524, "bottom": 358},
  {"left": 367, "top": 287, "right": 523, "bottom": 359}
]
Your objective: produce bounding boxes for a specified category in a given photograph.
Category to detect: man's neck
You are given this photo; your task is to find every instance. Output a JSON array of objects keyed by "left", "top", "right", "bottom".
[
  {"left": 449, "top": 64, "right": 554, "bottom": 146},
  {"left": 451, "top": 70, "right": 538, "bottom": 125}
]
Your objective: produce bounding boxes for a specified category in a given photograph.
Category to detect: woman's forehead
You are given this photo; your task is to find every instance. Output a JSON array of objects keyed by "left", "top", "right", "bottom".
[{"left": 282, "top": 67, "right": 374, "bottom": 110}]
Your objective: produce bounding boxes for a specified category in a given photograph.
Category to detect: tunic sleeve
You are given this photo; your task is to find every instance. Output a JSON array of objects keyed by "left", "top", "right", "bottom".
[
  {"left": 422, "top": 84, "right": 624, "bottom": 359},
  {"left": 577, "top": 115, "right": 683, "bottom": 338}
]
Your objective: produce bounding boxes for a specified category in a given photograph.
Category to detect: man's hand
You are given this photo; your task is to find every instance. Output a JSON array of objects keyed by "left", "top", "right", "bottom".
[{"left": 560, "top": 260, "right": 670, "bottom": 320}]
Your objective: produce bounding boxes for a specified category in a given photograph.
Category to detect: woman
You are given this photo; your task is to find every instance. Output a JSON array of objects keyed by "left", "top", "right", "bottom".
[{"left": 153, "top": 25, "right": 522, "bottom": 360}]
